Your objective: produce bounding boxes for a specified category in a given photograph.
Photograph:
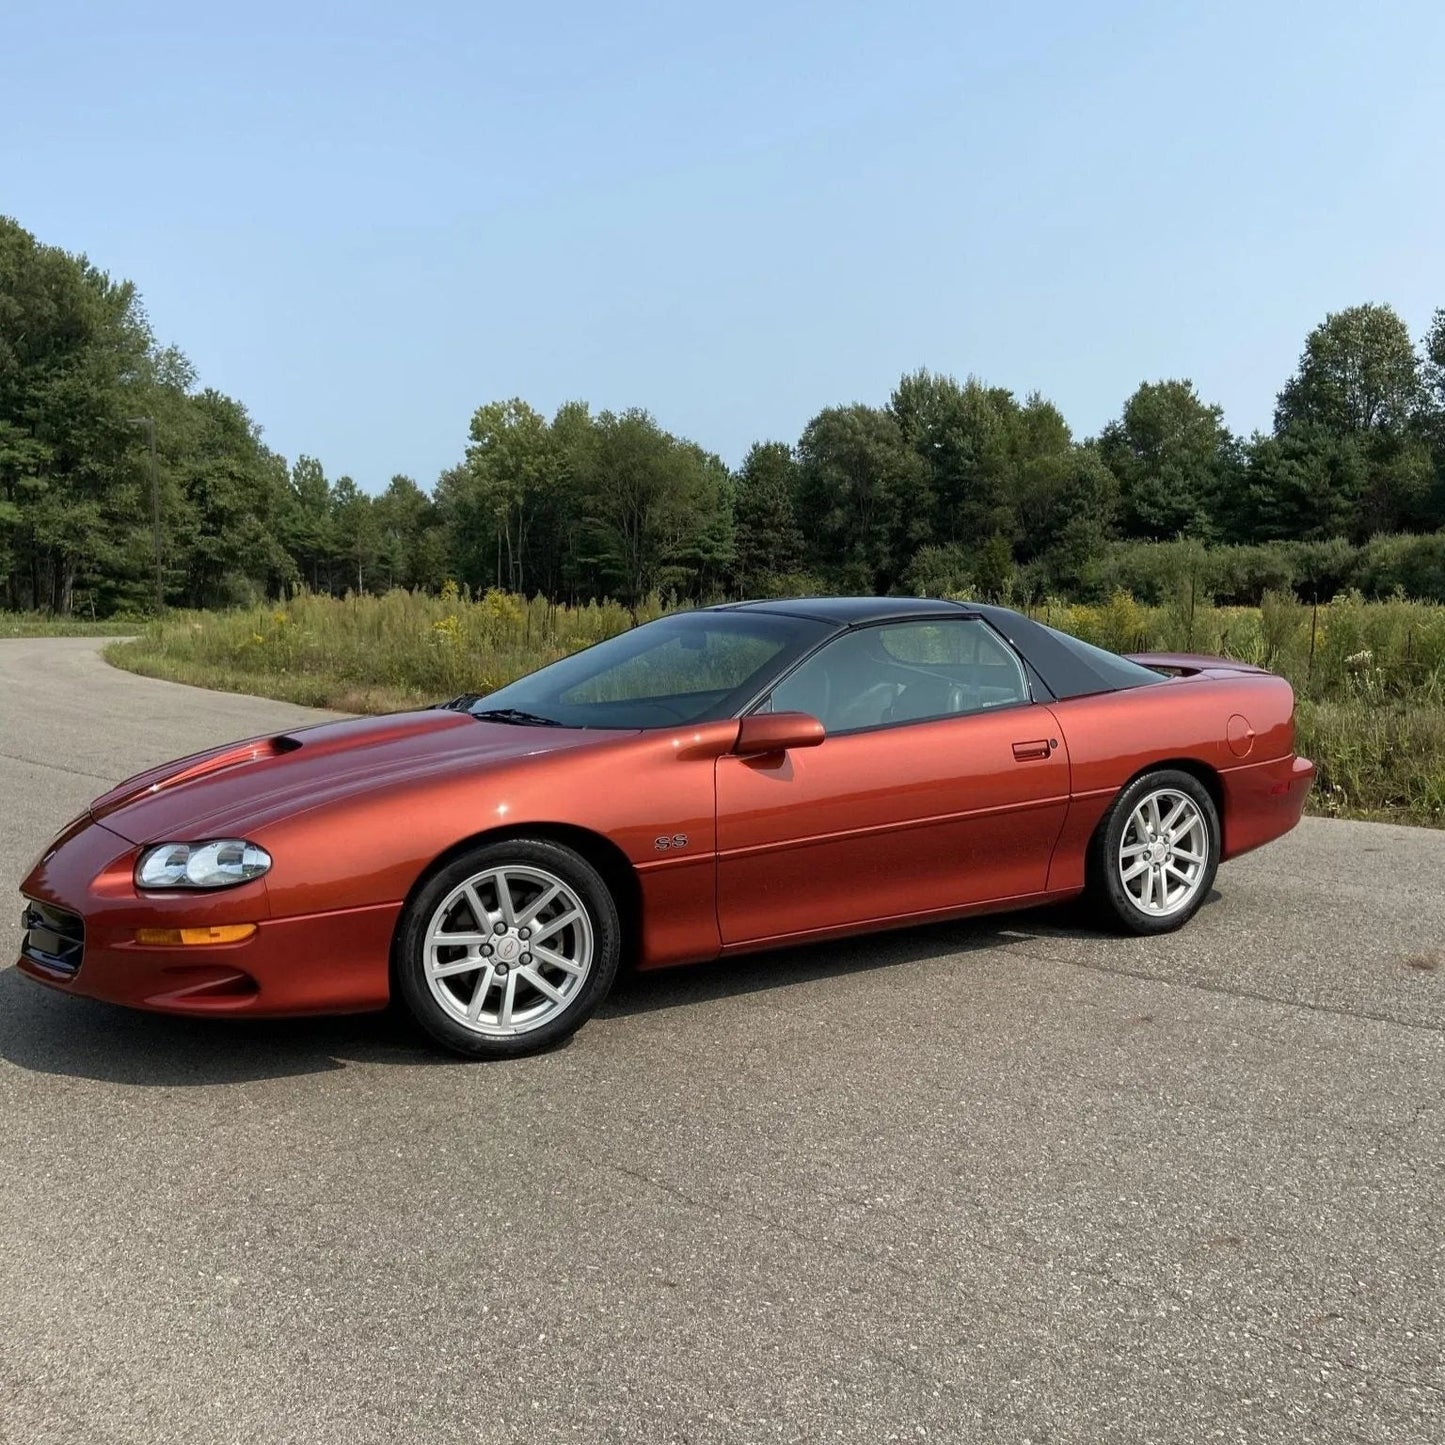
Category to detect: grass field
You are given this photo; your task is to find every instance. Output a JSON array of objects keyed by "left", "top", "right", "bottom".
[
  {"left": 99, "top": 587, "right": 1445, "bottom": 826},
  {"left": 1, "top": 614, "right": 144, "bottom": 637}
]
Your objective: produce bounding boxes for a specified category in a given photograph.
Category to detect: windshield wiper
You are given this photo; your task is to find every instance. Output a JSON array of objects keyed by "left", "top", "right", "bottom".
[{"left": 470, "top": 707, "right": 566, "bottom": 728}]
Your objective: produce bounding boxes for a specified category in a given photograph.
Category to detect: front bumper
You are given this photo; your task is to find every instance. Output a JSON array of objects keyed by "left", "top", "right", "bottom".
[{"left": 16, "top": 813, "right": 396, "bottom": 1017}]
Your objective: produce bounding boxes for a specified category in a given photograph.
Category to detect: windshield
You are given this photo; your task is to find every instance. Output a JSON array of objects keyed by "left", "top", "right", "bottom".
[{"left": 470, "top": 610, "right": 835, "bottom": 728}]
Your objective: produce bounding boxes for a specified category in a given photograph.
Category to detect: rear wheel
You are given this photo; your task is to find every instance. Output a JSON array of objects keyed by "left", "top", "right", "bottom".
[
  {"left": 1090, "top": 770, "right": 1219, "bottom": 934},
  {"left": 395, "top": 839, "right": 620, "bottom": 1058}
]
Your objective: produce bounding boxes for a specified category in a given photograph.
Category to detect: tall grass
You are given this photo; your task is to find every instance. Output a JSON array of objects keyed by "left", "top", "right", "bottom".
[
  {"left": 1, "top": 614, "right": 146, "bottom": 638},
  {"left": 106, "top": 586, "right": 1445, "bottom": 825},
  {"left": 1033, "top": 590, "right": 1445, "bottom": 703},
  {"left": 1033, "top": 591, "right": 1445, "bottom": 824},
  {"left": 107, "top": 588, "right": 665, "bottom": 711}
]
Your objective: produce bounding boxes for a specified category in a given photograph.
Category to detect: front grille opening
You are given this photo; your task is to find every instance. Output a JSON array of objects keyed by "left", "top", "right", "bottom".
[{"left": 20, "top": 900, "right": 85, "bottom": 977}]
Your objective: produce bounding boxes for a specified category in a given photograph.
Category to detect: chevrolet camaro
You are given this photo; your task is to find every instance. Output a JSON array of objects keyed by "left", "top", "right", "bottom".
[{"left": 17, "top": 598, "right": 1314, "bottom": 1057}]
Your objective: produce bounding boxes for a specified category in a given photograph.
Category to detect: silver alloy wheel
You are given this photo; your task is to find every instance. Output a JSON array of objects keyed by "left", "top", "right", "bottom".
[
  {"left": 423, "top": 865, "right": 594, "bottom": 1037},
  {"left": 1118, "top": 788, "right": 1210, "bottom": 918}
]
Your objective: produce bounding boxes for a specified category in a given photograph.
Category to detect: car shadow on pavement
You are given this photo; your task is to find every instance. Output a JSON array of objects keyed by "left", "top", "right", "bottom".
[
  {"left": 0, "top": 899, "right": 1159, "bottom": 1086},
  {"left": 0, "top": 966, "right": 441, "bottom": 1086},
  {"left": 599, "top": 902, "right": 1101, "bottom": 1020}
]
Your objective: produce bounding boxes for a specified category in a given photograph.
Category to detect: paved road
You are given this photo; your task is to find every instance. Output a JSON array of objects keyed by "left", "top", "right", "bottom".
[{"left": 1, "top": 638, "right": 1442, "bottom": 1445}]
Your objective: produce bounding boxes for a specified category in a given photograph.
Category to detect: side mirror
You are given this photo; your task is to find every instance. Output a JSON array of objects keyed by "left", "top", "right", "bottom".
[{"left": 733, "top": 711, "right": 825, "bottom": 757}]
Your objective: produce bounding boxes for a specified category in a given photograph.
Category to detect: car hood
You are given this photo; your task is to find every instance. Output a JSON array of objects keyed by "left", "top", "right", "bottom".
[{"left": 91, "top": 709, "right": 624, "bottom": 844}]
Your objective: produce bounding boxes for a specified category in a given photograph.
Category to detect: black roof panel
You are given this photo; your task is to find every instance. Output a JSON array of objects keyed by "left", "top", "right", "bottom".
[
  {"left": 712, "top": 597, "right": 1164, "bottom": 700},
  {"left": 718, "top": 596, "right": 972, "bottom": 625}
]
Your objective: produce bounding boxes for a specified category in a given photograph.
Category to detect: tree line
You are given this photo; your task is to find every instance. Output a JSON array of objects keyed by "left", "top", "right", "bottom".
[{"left": 4, "top": 212, "right": 1445, "bottom": 617}]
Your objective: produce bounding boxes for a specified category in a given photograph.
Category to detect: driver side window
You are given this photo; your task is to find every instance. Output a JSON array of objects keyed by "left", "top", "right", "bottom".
[{"left": 766, "top": 618, "right": 1030, "bottom": 734}]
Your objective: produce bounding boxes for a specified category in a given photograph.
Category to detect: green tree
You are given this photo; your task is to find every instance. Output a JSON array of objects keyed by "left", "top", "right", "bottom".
[
  {"left": 172, "top": 389, "right": 295, "bottom": 606},
  {"left": 331, "top": 476, "right": 379, "bottom": 593},
  {"left": 1234, "top": 427, "right": 1367, "bottom": 542},
  {"left": 732, "top": 441, "right": 803, "bottom": 592},
  {"left": 1276, "top": 304, "right": 1422, "bottom": 436},
  {"left": 0, "top": 216, "right": 159, "bottom": 611},
  {"left": 1272, "top": 305, "right": 1431, "bottom": 536},
  {"left": 889, "top": 371, "right": 1027, "bottom": 547},
  {"left": 280, "top": 456, "right": 335, "bottom": 592},
  {"left": 1039, "top": 447, "right": 1118, "bottom": 595},
  {"left": 373, "top": 474, "right": 437, "bottom": 589},
  {"left": 578, "top": 409, "right": 727, "bottom": 606},
  {"left": 1099, "top": 380, "right": 1235, "bottom": 540},
  {"left": 1419, "top": 309, "right": 1445, "bottom": 530},
  {"left": 462, "top": 398, "right": 557, "bottom": 593},
  {"left": 796, "top": 404, "right": 931, "bottom": 592},
  {"left": 541, "top": 400, "right": 598, "bottom": 600}
]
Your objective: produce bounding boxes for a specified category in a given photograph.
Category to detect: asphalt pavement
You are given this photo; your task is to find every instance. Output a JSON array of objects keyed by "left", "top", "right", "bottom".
[{"left": 1, "top": 637, "right": 1442, "bottom": 1444}]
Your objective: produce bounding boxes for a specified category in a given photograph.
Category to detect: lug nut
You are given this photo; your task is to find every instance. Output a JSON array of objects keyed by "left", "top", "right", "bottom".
[
  {"left": 480, "top": 943, "right": 493, "bottom": 957},
  {"left": 519, "top": 952, "right": 532, "bottom": 966},
  {"left": 518, "top": 928, "right": 531, "bottom": 940},
  {"left": 493, "top": 921, "right": 506, "bottom": 935}
]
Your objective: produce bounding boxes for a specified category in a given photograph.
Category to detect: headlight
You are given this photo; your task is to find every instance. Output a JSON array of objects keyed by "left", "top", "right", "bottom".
[{"left": 135, "top": 840, "right": 272, "bottom": 890}]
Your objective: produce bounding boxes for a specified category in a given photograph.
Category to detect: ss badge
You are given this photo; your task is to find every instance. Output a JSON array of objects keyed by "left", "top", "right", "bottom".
[{"left": 654, "top": 834, "right": 689, "bottom": 852}]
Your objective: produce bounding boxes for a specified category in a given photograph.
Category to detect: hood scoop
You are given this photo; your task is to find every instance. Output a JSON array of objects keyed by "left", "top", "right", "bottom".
[
  {"left": 162, "top": 736, "right": 303, "bottom": 789},
  {"left": 85, "top": 707, "right": 528, "bottom": 845},
  {"left": 90, "top": 734, "right": 303, "bottom": 822}
]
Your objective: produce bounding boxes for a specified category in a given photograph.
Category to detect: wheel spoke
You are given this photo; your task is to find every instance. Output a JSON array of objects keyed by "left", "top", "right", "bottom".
[
  {"left": 431, "top": 954, "right": 484, "bottom": 979},
  {"left": 1161, "top": 798, "right": 1189, "bottom": 834},
  {"left": 531, "top": 908, "right": 581, "bottom": 943},
  {"left": 423, "top": 863, "right": 594, "bottom": 1037},
  {"left": 1114, "top": 786, "right": 1213, "bottom": 920},
  {"left": 521, "top": 967, "right": 566, "bottom": 1003},
  {"left": 463, "top": 884, "right": 491, "bottom": 930},
  {"left": 532, "top": 943, "right": 585, "bottom": 975},
  {"left": 466, "top": 964, "right": 496, "bottom": 1020},
  {"left": 495, "top": 872, "right": 517, "bottom": 927},
  {"left": 516, "top": 882, "right": 563, "bottom": 928}
]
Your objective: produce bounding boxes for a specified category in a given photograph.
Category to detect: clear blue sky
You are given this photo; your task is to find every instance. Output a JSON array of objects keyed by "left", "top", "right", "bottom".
[{"left": 5, "top": 0, "right": 1443, "bottom": 489}]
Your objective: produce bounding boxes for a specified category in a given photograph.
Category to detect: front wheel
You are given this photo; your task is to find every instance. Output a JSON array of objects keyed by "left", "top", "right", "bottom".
[
  {"left": 1089, "top": 770, "right": 1220, "bottom": 934},
  {"left": 395, "top": 839, "right": 621, "bottom": 1058}
]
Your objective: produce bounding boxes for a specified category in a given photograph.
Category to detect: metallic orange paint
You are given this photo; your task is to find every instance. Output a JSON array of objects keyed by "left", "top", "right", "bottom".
[
  {"left": 716, "top": 705, "right": 1070, "bottom": 944},
  {"left": 17, "top": 646, "right": 1314, "bottom": 1021},
  {"left": 732, "top": 710, "right": 826, "bottom": 757}
]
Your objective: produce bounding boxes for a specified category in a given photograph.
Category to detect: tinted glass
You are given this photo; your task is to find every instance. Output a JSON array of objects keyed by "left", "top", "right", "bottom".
[
  {"left": 471, "top": 611, "right": 834, "bottom": 729},
  {"left": 766, "top": 619, "right": 1030, "bottom": 734},
  {"left": 1037, "top": 625, "right": 1167, "bottom": 690}
]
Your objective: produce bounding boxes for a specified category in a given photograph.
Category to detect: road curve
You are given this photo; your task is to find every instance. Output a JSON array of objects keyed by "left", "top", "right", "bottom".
[{"left": 1, "top": 638, "right": 1442, "bottom": 1444}]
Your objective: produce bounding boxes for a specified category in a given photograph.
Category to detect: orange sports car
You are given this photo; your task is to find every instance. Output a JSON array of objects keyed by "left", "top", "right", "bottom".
[{"left": 18, "top": 598, "right": 1314, "bottom": 1057}]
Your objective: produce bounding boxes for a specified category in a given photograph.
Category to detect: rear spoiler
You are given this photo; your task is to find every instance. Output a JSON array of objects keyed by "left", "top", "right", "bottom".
[{"left": 1126, "top": 652, "right": 1270, "bottom": 677}]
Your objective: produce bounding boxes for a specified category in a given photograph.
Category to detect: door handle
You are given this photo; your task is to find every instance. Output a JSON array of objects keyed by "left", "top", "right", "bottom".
[{"left": 1012, "top": 739, "right": 1055, "bottom": 761}]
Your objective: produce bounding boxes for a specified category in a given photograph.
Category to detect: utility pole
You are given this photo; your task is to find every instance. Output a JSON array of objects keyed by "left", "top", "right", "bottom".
[{"left": 126, "top": 416, "right": 162, "bottom": 610}]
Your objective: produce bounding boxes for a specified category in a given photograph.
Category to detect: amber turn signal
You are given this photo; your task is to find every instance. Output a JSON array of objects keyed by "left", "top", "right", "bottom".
[{"left": 134, "top": 924, "right": 258, "bottom": 947}]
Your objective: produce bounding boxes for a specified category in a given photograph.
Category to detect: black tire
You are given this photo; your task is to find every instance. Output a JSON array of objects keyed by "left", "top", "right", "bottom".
[
  {"left": 1088, "top": 769, "right": 1220, "bottom": 935},
  {"left": 395, "top": 838, "right": 621, "bottom": 1059}
]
